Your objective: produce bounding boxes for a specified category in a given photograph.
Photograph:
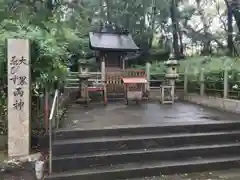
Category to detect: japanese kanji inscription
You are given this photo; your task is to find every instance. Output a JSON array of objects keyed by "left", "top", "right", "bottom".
[{"left": 7, "top": 39, "right": 30, "bottom": 157}]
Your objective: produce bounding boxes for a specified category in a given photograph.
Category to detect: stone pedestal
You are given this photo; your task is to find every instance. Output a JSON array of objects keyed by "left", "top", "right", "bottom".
[
  {"left": 160, "top": 57, "right": 179, "bottom": 104},
  {"left": 7, "top": 39, "right": 30, "bottom": 158},
  {"left": 160, "top": 85, "right": 174, "bottom": 104}
]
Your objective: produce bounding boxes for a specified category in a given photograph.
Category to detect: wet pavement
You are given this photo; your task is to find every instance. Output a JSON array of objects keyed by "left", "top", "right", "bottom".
[
  {"left": 60, "top": 102, "right": 240, "bottom": 180},
  {"left": 3, "top": 102, "right": 240, "bottom": 179},
  {"left": 63, "top": 102, "right": 240, "bottom": 129}
]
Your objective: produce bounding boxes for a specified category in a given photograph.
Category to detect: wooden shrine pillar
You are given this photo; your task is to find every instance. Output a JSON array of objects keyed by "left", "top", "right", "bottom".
[
  {"left": 101, "top": 55, "right": 107, "bottom": 105},
  {"left": 145, "top": 62, "right": 151, "bottom": 91},
  {"left": 101, "top": 56, "right": 105, "bottom": 82}
]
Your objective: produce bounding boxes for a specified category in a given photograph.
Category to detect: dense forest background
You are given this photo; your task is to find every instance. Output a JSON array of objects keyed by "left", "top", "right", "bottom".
[{"left": 0, "top": 0, "right": 240, "bottom": 134}]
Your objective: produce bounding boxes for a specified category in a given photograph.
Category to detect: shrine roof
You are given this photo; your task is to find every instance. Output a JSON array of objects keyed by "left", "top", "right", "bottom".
[
  {"left": 89, "top": 32, "right": 139, "bottom": 52},
  {"left": 122, "top": 77, "right": 147, "bottom": 84}
]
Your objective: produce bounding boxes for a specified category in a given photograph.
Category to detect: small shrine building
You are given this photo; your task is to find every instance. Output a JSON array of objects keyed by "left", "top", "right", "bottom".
[{"left": 89, "top": 23, "right": 139, "bottom": 71}]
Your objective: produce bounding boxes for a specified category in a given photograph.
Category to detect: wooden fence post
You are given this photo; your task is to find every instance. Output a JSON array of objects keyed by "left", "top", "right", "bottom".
[
  {"left": 145, "top": 62, "right": 151, "bottom": 91},
  {"left": 224, "top": 69, "right": 228, "bottom": 99},
  {"left": 184, "top": 65, "right": 188, "bottom": 94},
  {"left": 122, "top": 58, "right": 125, "bottom": 70},
  {"left": 44, "top": 87, "right": 49, "bottom": 131},
  {"left": 101, "top": 57, "right": 105, "bottom": 82},
  {"left": 200, "top": 68, "right": 205, "bottom": 96},
  {"left": 101, "top": 56, "right": 107, "bottom": 104}
]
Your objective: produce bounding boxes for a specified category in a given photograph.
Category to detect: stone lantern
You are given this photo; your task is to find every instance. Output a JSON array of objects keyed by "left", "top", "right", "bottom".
[
  {"left": 160, "top": 53, "right": 179, "bottom": 104},
  {"left": 77, "top": 59, "right": 91, "bottom": 104},
  {"left": 78, "top": 59, "right": 90, "bottom": 75}
]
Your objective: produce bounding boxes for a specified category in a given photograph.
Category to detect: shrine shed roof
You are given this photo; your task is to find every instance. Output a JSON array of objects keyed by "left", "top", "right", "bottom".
[
  {"left": 89, "top": 32, "right": 139, "bottom": 52},
  {"left": 122, "top": 77, "right": 147, "bottom": 84}
]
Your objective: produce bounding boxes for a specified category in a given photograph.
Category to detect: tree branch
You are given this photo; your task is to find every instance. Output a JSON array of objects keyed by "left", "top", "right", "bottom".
[
  {"left": 182, "top": 24, "right": 225, "bottom": 48},
  {"left": 213, "top": 0, "right": 228, "bottom": 31}
]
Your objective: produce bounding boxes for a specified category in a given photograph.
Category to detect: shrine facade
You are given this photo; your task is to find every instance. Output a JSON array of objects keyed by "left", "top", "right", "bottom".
[{"left": 89, "top": 23, "right": 139, "bottom": 71}]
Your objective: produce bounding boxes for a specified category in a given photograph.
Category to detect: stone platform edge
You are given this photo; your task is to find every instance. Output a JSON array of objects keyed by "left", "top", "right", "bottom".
[
  {"left": 148, "top": 88, "right": 184, "bottom": 101},
  {"left": 182, "top": 93, "right": 240, "bottom": 114}
]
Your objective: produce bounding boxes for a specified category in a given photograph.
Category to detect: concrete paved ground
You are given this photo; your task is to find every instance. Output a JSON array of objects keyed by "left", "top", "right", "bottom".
[{"left": 63, "top": 101, "right": 240, "bottom": 129}]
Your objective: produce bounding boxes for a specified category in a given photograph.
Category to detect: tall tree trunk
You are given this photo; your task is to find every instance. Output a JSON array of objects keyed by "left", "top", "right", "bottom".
[
  {"left": 178, "top": 30, "right": 184, "bottom": 55},
  {"left": 148, "top": 0, "right": 156, "bottom": 48},
  {"left": 224, "top": 0, "right": 240, "bottom": 56},
  {"left": 170, "top": 0, "right": 180, "bottom": 58},
  {"left": 175, "top": 6, "right": 183, "bottom": 56},
  {"left": 124, "top": 1, "right": 130, "bottom": 29},
  {"left": 105, "top": 0, "right": 111, "bottom": 22},
  {"left": 139, "top": 0, "right": 147, "bottom": 48},
  {"left": 227, "top": 2, "right": 233, "bottom": 56},
  {"left": 225, "top": 0, "right": 240, "bottom": 31},
  {"left": 196, "top": 0, "right": 211, "bottom": 55},
  {"left": 100, "top": 0, "right": 105, "bottom": 22}
]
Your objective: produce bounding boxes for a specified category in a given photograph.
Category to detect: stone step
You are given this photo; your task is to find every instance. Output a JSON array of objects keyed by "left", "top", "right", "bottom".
[
  {"left": 51, "top": 142, "right": 240, "bottom": 173},
  {"left": 64, "top": 86, "right": 78, "bottom": 89},
  {"left": 65, "top": 84, "right": 78, "bottom": 87},
  {"left": 54, "top": 121, "right": 240, "bottom": 141},
  {"left": 65, "top": 80, "right": 78, "bottom": 84},
  {"left": 46, "top": 155, "right": 240, "bottom": 180},
  {"left": 52, "top": 130, "right": 240, "bottom": 156},
  {"left": 66, "top": 78, "right": 78, "bottom": 81},
  {"left": 65, "top": 86, "right": 78, "bottom": 89}
]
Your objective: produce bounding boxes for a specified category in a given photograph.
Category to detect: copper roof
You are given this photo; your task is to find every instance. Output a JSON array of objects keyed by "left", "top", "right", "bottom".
[
  {"left": 89, "top": 32, "right": 139, "bottom": 51},
  {"left": 122, "top": 77, "right": 147, "bottom": 84}
]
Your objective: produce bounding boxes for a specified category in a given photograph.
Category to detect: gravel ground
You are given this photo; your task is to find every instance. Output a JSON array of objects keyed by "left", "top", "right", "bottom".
[
  {"left": 2, "top": 170, "right": 36, "bottom": 180},
  {"left": 0, "top": 151, "right": 46, "bottom": 180},
  {"left": 1, "top": 163, "right": 36, "bottom": 180},
  {"left": 126, "top": 170, "right": 240, "bottom": 180},
  {"left": 2, "top": 170, "right": 240, "bottom": 180}
]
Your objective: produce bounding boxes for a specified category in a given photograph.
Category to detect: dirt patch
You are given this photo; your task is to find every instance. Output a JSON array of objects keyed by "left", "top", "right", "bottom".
[
  {"left": 1, "top": 163, "right": 36, "bottom": 180},
  {"left": 0, "top": 152, "right": 47, "bottom": 180},
  {"left": 0, "top": 150, "right": 7, "bottom": 162},
  {"left": 0, "top": 149, "right": 34, "bottom": 179}
]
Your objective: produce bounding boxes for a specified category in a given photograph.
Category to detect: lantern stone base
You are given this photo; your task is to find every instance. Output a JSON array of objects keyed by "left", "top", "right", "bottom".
[
  {"left": 76, "top": 98, "right": 90, "bottom": 104},
  {"left": 160, "top": 85, "right": 175, "bottom": 104}
]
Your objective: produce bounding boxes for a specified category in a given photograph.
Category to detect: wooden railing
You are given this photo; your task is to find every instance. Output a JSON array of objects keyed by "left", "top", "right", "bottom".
[
  {"left": 186, "top": 69, "right": 240, "bottom": 100},
  {"left": 106, "top": 69, "right": 146, "bottom": 95},
  {"left": 65, "top": 70, "right": 185, "bottom": 95},
  {"left": 149, "top": 72, "right": 184, "bottom": 89}
]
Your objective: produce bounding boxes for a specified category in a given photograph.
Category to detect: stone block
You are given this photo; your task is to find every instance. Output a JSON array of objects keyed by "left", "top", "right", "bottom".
[
  {"left": 184, "top": 93, "right": 240, "bottom": 114},
  {"left": 7, "top": 39, "right": 30, "bottom": 158}
]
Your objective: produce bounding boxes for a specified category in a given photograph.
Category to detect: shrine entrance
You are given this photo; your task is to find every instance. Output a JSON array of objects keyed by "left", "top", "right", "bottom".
[
  {"left": 87, "top": 22, "right": 145, "bottom": 100},
  {"left": 106, "top": 69, "right": 146, "bottom": 98}
]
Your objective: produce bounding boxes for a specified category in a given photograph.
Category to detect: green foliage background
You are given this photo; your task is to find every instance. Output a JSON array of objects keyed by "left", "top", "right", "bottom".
[
  {"left": 0, "top": 0, "right": 240, "bottom": 135},
  {"left": 0, "top": 0, "right": 92, "bottom": 134}
]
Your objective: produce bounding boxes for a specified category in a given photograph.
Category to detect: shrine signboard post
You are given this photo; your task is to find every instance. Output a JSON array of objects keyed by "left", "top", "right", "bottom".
[{"left": 7, "top": 39, "right": 30, "bottom": 157}]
